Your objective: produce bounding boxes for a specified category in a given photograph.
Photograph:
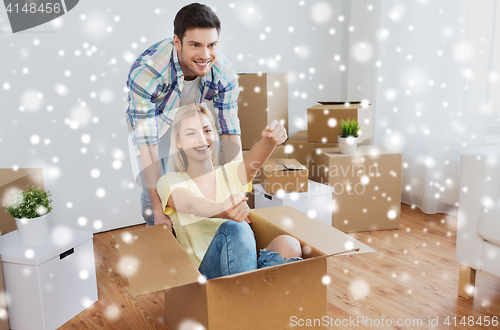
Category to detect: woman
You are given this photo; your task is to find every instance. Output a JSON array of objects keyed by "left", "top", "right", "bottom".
[{"left": 157, "top": 103, "right": 301, "bottom": 280}]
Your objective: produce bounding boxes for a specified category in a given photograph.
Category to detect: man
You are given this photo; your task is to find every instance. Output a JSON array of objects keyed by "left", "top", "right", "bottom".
[{"left": 126, "top": 3, "right": 242, "bottom": 229}]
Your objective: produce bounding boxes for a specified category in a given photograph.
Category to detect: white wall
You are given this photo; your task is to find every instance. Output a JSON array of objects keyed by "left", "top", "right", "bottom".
[{"left": 0, "top": 1, "right": 347, "bottom": 232}]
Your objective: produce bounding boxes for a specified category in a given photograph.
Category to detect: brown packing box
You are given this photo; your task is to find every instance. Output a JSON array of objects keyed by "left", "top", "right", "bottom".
[
  {"left": 0, "top": 168, "right": 44, "bottom": 330},
  {"left": 246, "top": 186, "right": 256, "bottom": 209},
  {"left": 307, "top": 102, "right": 373, "bottom": 143},
  {"left": 237, "top": 73, "right": 288, "bottom": 149},
  {"left": 245, "top": 185, "right": 256, "bottom": 209},
  {"left": 260, "top": 159, "right": 308, "bottom": 194},
  {"left": 242, "top": 145, "right": 289, "bottom": 208},
  {"left": 286, "top": 131, "right": 338, "bottom": 179},
  {"left": 312, "top": 146, "right": 402, "bottom": 232},
  {"left": 115, "top": 206, "right": 375, "bottom": 329}
]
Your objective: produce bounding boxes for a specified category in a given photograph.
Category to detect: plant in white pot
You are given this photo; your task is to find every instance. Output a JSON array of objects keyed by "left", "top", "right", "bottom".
[
  {"left": 3, "top": 185, "right": 53, "bottom": 246},
  {"left": 338, "top": 118, "right": 361, "bottom": 154}
]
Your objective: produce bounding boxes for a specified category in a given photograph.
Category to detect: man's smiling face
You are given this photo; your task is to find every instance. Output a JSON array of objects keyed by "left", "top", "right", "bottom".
[{"left": 174, "top": 28, "right": 218, "bottom": 81}]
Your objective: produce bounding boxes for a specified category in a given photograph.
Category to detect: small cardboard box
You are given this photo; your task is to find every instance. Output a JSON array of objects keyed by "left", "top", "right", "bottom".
[
  {"left": 115, "top": 206, "right": 375, "bottom": 330},
  {"left": 312, "top": 146, "right": 402, "bottom": 232},
  {"left": 260, "top": 159, "right": 308, "bottom": 194},
  {"left": 286, "top": 131, "right": 338, "bottom": 178},
  {"left": 307, "top": 102, "right": 373, "bottom": 143},
  {"left": 0, "top": 168, "right": 44, "bottom": 236},
  {"left": 254, "top": 181, "right": 334, "bottom": 226},
  {"left": 237, "top": 73, "right": 288, "bottom": 149},
  {"left": 242, "top": 146, "right": 289, "bottom": 208}
]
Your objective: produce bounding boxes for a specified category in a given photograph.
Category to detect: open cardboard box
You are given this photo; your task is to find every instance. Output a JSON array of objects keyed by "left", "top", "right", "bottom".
[
  {"left": 286, "top": 131, "right": 338, "bottom": 179},
  {"left": 243, "top": 146, "right": 289, "bottom": 209},
  {"left": 115, "top": 206, "right": 374, "bottom": 329},
  {"left": 259, "top": 159, "right": 308, "bottom": 194}
]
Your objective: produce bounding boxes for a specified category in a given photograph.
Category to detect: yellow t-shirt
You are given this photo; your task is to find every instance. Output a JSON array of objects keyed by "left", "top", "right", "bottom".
[{"left": 156, "top": 160, "right": 252, "bottom": 268}]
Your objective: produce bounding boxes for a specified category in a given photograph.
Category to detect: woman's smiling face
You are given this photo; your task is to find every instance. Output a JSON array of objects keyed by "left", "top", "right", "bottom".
[{"left": 176, "top": 113, "right": 216, "bottom": 163}]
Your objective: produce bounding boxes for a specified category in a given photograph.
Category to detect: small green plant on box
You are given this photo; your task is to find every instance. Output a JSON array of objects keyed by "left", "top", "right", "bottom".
[
  {"left": 338, "top": 118, "right": 361, "bottom": 138},
  {"left": 3, "top": 186, "right": 53, "bottom": 219}
]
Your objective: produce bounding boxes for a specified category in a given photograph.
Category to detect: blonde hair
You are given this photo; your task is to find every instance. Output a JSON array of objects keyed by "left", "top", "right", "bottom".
[{"left": 170, "top": 103, "right": 219, "bottom": 172}]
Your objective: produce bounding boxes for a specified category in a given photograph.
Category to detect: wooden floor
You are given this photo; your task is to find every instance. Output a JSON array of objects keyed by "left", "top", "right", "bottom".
[{"left": 60, "top": 203, "right": 500, "bottom": 329}]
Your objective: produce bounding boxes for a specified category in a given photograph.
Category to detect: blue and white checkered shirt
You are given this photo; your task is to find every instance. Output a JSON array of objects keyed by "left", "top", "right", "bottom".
[{"left": 126, "top": 38, "right": 240, "bottom": 156}]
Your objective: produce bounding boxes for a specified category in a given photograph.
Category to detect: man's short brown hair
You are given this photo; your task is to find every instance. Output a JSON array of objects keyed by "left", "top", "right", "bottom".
[{"left": 174, "top": 3, "right": 221, "bottom": 43}]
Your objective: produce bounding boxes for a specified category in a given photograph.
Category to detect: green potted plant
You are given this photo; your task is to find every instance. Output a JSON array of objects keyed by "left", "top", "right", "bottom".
[
  {"left": 338, "top": 118, "right": 361, "bottom": 154},
  {"left": 3, "top": 185, "right": 53, "bottom": 246}
]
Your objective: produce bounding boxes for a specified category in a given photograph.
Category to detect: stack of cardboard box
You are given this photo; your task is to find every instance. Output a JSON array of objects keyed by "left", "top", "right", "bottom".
[
  {"left": 312, "top": 146, "right": 402, "bottom": 232},
  {"left": 238, "top": 73, "right": 291, "bottom": 208},
  {"left": 237, "top": 74, "right": 402, "bottom": 233},
  {"left": 304, "top": 103, "right": 402, "bottom": 232}
]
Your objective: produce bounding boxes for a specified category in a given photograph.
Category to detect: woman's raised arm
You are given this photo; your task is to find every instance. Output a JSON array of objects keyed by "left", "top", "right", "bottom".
[{"left": 237, "top": 119, "right": 287, "bottom": 185}]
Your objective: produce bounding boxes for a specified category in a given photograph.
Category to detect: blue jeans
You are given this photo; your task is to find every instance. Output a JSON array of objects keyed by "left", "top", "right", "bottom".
[
  {"left": 140, "top": 131, "right": 171, "bottom": 226},
  {"left": 198, "top": 221, "right": 303, "bottom": 280},
  {"left": 198, "top": 220, "right": 257, "bottom": 280},
  {"left": 141, "top": 186, "right": 165, "bottom": 227},
  {"left": 257, "top": 249, "right": 303, "bottom": 269}
]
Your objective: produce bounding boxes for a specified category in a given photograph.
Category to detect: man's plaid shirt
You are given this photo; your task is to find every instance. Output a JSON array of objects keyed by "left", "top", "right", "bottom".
[{"left": 126, "top": 38, "right": 240, "bottom": 156}]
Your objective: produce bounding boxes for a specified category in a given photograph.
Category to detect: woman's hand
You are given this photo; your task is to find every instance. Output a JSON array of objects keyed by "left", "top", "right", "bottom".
[
  {"left": 261, "top": 119, "right": 287, "bottom": 145},
  {"left": 221, "top": 193, "right": 251, "bottom": 223},
  {"left": 238, "top": 119, "right": 289, "bottom": 185}
]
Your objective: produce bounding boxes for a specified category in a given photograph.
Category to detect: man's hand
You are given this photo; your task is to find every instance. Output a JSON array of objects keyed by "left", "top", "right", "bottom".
[
  {"left": 153, "top": 208, "right": 173, "bottom": 232},
  {"left": 261, "top": 119, "right": 287, "bottom": 145},
  {"left": 139, "top": 144, "right": 173, "bottom": 232},
  {"left": 221, "top": 193, "right": 251, "bottom": 223}
]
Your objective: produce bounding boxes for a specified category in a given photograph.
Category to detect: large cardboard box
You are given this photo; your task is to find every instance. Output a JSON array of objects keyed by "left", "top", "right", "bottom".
[
  {"left": 237, "top": 73, "right": 288, "bottom": 149},
  {"left": 286, "top": 131, "right": 338, "bottom": 178},
  {"left": 260, "top": 159, "right": 308, "bottom": 194},
  {"left": 0, "top": 168, "right": 44, "bottom": 330},
  {"left": 312, "top": 146, "right": 402, "bottom": 232},
  {"left": 307, "top": 102, "right": 373, "bottom": 143},
  {"left": 115, "top": 206, "right": 374, "bottom": 330},
  {"left": 254, "top": 181, "right": 334, "bottom": 226}
]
